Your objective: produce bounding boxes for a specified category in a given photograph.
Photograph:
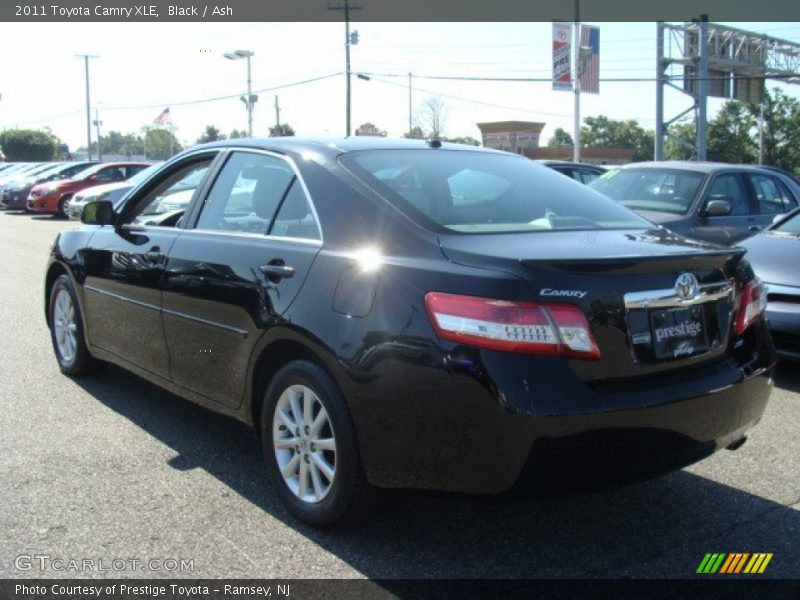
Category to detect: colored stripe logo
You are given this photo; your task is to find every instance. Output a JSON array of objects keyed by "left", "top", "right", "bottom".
[{"left": 697, "top": 553, "right": 773, "bottom": 574}]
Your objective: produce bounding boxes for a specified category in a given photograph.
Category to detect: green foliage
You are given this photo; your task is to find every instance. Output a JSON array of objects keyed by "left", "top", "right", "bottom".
[
  {"left": 753, "top": 88, "right": 800, "bottom": 176},
  {"left": 197, "top": 125, "right": 226, "bottom": 144},
  {"left": 581, "top": 116, "right": 654, "bottom": 162},
  {"left": 664, "top": 120, "right": 696, "bottom": 161},
  {"left": 0, "top": 129, "right": 58, "bottom": 161},
  {"left": 269, "top": 123, "right": 295, "bottom": 137},
  {"left": 547, "top": 127, "right": 573, "bottom": 147},
  {"left": 403, "top": 126, "right": 426, "bottom": 140},
  {"left": 144, "top": 128, "right": 182, "bottom": 160},
  {"left": 707, "top": 101, "right": 757, "bottom": 164},
  {"left": 228, "top": 129, "right": 248, "bottom": 139}
]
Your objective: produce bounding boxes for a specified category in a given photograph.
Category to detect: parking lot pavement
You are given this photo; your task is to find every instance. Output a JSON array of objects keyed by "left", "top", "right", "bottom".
[{"left": 0, "top": 211, "right": 798, "bottom": 580}]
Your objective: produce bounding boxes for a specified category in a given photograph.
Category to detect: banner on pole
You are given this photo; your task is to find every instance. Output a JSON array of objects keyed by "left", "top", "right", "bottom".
[
  {"left": 579, "top": 25, "right": 600, "bottom": 94},
  {"left": 552, "top": 22, "right": 573, "bottom": 91}
]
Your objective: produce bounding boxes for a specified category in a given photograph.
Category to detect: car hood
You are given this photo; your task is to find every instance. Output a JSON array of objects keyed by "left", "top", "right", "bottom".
[
  {"left": 739, "top": 232, "right": 800, "bottom": 288},
  {"left": 73, "top": 181, "right": 132, "bottom": 201}
]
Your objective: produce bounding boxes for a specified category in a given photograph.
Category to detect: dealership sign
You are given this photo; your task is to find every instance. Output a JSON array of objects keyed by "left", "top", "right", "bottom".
[{"left": 552, "top": 22, "right": 572, "bottom": 91}]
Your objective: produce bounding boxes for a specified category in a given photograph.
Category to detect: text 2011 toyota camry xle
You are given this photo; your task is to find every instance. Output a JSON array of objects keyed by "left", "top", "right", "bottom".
[{"left": 44, "top": 138, "right": 775, "bottom": 525}]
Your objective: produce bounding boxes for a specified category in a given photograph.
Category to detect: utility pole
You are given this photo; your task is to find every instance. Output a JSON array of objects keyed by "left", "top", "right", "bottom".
[
  {"left": 758, "top": 101, "right": 765, "bottom": 165},
  {"left": 274, "top": 95, "right": 281, "bottom": 130},
  {"left": 93, "top": 109, "right": 102, "bottom": 161},
  {"left": 654, "top": 22, "right": 665, "bottom": 161},
  {"left": 328, "top": 0, "right": 362, "bottom": 137},
  {"left": 75, "top": 54, "right": 98, "bottom": 160},
  {"left": 572, "top": 0, "right": 581, "bottom": 162},
  {"left": 408, "top": 72, "right": 413, "bottom": 135},
  {"left": 696, "top": 14, "right": 709, "bottom": 161}
]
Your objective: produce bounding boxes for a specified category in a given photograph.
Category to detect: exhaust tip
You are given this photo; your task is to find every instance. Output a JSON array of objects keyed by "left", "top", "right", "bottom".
[{"left": 726, "top": 436, "right": 748, "bottom": 451}]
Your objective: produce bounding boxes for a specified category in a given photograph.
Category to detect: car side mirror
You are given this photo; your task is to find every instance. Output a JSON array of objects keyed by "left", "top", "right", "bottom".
[
  {"left": 772, "top": 213, "right": 785, "bottom": 225},
  {"left": 81, "top": 200, "right": 115, "bottom": 225},
  {"left": 704, "top": 199, "right": 731, "bottom": 217}
]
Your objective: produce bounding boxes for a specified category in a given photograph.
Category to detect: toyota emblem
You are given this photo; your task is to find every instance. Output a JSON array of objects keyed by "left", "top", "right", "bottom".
[{"left": 675, "top": 273, "right": 699, "bottom": 300}]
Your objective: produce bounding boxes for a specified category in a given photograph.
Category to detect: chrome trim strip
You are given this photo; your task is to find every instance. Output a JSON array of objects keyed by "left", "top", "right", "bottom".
[
  {"left": 84, "top": 284, "right": 160, "bottom": 312},
  {"left": 161, "top": 307, "right": 249, "bottom": 337},
  {"left": 85, "top": 284, "right": 248, "bottom": 337},
  {"left": 182, "top": 227, "right": 323, "bottom": 246},
  {"left": 624, "top": 281, "right": 734, "bottom": 310}
]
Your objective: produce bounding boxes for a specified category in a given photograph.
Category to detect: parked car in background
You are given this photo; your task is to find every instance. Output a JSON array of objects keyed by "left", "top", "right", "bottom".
[
  {"left": 46, "top": 138, "right": 774, "bottom": 525},
  {"left": 1, "top": 161, "right": 97, "bottom": 210},
  {"left": 589, "top": 162, "right": 800, "bottom": 245},
  {"left": 27, "top": 162, "right": 151, "bottom": 217},
  {"left": 537, "top": 160, "right": 606, "bottom": 184},
  {"left": 739, "top": 208, "right": 800, "bottom": 362},
  {"left": 0, "top": 162, "right": 50, "bottom": 189},
  {"left": 67, "top": 162, "right": 161, "bottom": 220}
]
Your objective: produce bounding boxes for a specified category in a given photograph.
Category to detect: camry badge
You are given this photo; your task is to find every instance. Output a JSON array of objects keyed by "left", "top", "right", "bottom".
[{"left": 675, "top": 273, "right": 699, "bottom": 301}]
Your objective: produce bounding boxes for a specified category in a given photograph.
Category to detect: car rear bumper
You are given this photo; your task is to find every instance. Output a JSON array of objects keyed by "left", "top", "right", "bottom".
[
  {"left": 0, "top": 192, "right": 28, "bottom": 209},
  {"left": 352, "top": 324, "right": 775, "bottom": 494},
  {"left": 765, "top": 297, "right": 800, "bottom": 361}
]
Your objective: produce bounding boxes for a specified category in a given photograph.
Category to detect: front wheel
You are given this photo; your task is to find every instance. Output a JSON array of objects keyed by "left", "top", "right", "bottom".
[
  {"left": 49, "top": 274, "right": 104, "bottom": 376},
  {"left": 260, "top": 360, "right": 369, "bottom": 526},
  {"left": 58, "top": 195, "right": 73, "bottom": 219}
]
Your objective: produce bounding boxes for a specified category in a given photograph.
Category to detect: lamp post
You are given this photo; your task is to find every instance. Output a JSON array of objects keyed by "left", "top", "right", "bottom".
[
  {"left": 75, "top": 54, "right": 98, "bottom": 160},
  {"left": 224, "top": 49, "right": 256, "bottom": 136}
]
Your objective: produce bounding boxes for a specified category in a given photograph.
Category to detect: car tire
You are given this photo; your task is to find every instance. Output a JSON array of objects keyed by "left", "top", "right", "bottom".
[
  {"left": 49, "top": 274, "right": 105, "bottom": 376},
  {"left": 260, "top": 360, "right": 370, "bottom": 526},
  {"left": 58, "top": 195, "right": 73, "bottom": 219}
]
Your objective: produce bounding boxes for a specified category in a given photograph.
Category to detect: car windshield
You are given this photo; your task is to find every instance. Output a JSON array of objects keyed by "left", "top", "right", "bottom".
[
  {"left": 340, "top": 150, "right": 649, "bottom": 234},
  {"left": 589, "top": 168, "right": 705, "bottom": 215},
  {"left": 774, "top": 211, "right": 800, "bottom": 235}
]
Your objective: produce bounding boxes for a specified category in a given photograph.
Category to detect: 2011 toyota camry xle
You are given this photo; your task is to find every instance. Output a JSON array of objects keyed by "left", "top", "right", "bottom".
[{"left": 44, "top": 138, "right": 775, "bottom": 525}]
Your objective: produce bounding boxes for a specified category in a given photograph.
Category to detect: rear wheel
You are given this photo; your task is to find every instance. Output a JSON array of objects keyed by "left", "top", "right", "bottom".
[
  {"left": 260, "top": 360, "right": 369, "bottom": 526},
  {"left": 49, "top": 274, "right": 104, "bottom": 376}
]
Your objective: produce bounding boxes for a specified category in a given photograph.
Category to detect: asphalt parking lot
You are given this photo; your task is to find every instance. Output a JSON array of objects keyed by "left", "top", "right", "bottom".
[{"left": 0, "top": 211, "right": 798, "bottom": 580}]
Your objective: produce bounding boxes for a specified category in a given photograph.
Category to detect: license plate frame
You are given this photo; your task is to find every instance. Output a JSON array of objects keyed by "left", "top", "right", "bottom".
[{"left": 649, "top": 306, "right": 709, "bottom": 360}]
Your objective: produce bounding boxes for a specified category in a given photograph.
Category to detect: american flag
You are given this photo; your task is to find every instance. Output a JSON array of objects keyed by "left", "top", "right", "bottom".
[
  {"left": 579, "top": 25, "right": 600, "bottom": 94},
  {"left": 153, "top": 107, "right": 172, "bottom": 125}
]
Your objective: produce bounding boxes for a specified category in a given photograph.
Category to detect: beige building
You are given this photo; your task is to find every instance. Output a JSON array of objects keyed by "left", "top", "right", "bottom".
[
  {"left": 476, "top": 121, "right": 545, "bottom": 154},
  {"left": 526, "top": 146, "right": 634, "bottom": 166}
]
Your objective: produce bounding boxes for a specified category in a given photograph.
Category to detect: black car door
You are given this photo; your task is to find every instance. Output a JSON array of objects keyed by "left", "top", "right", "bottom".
[
  {"left": 161, "top": 149, "right": 323, "bottom": 409},
  {"left": 691, "top": 172, "right": 753, "bottom": 244},
  {"left": 80, "top": 152, "right": 219, "bottom": 378}
]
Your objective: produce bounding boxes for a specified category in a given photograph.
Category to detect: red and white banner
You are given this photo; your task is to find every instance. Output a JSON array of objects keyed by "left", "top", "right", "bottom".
[{"left": 552, "top": 22, "right": 572, "bottom": 92}]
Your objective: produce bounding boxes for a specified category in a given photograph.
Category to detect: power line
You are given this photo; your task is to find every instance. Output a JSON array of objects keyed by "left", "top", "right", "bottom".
[{"left": 102, "top": 72, "right": 343, "bottom": 111}]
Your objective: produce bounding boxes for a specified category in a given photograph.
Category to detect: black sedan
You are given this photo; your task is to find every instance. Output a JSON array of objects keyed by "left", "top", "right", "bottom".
[
  {"left": 536, "top": 160, "right": 606, "bottom": 184},
  {"left": 45, "top": 139, "right": 775, "bottom": 525},
  {"left": 590, "top": 161, "right": 800, "bottom": 245},
  {"left": 740, "top": 208, "right": 800, "bottom": 361}
]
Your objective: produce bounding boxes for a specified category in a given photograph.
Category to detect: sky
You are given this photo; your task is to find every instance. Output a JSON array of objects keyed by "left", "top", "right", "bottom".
[{"left": 1, "top": 21, "right": 799, "bottom": 152}]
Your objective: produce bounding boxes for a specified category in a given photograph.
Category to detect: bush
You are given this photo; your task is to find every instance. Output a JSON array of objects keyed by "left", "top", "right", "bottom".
[{"left": 0, "top": 129, "right": 57, "bottom": 161}]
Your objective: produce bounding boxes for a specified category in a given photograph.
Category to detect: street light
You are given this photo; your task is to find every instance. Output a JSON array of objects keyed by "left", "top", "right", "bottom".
[{"left": 224, "top": 49, "right": 256, "bottom": 137}]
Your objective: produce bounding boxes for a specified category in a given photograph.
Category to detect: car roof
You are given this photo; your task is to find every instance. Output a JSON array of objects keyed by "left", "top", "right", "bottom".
[
  {"left": 189, "top": 137, "right": 507, "bottom": 158},
  {"left": 535, "top": 160, "right": 606, "bottom": 169},
  {"left": 616, "top": 161, "right": 789, "bottom": 175}
]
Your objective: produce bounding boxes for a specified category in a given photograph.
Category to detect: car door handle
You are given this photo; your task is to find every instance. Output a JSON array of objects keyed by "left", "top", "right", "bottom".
[
  {"left": 748, "top": 226, "right": 763, "bottom": 231},
  {"left": 260, "top": 262, "right": 295, "bottom": 280}
]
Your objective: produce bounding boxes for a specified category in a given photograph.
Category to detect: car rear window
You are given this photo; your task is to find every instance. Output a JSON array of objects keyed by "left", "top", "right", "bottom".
[
  {"left": 589, "top": 168, "right": 705, "bottom": 215},
  {"left": 340, "top": 150, "right": 649, "bottom": 234}
]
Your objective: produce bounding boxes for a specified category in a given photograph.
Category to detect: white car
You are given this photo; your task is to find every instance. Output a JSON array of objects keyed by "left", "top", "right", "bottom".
[{"left": 68, "top": 163, "right": 162, "bottom": 219}]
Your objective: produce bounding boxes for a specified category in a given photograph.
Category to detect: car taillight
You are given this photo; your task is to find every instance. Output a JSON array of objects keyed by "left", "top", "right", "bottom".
[
  {"left": 735, "top": 278, "right": 767, "bottom": 336},
  {"left": 424, "top": 292, "right": 601, "bottom": 360}
]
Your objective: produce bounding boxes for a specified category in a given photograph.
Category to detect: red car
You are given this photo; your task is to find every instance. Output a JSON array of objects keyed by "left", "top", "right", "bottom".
[{"left": 27, "top": 162, "right": 150, "bottom": 217}]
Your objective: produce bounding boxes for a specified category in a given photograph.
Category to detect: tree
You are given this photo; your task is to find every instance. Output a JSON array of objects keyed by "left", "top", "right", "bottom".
[
  {"left": 707, "top": 100, "right": 757, "bottom": 164},
  {"left": 664, "top": 120, "right": 696, "bottom": 161},
  {"left": 750, "top": 88, "right": 800, "bottom": 175},
  {"left": 144, "top": 128, "right": 182, "bottom": 160},
  {"left": 197, "top": 125, "right": 226, "bottom": 144},
  {"left": 269, "top": 123, "right": 295, "bottom": 137},
  {"left": 403, "top": 126, "right": 426, "bottom": 140},
  {"left": 581, "top": 116, "right": 654, "bottom": 162},
  {"left": 0, "top": 129, "right": 58, "bottom": 161},
  {"left": 445, "top": 136, "right": 480, "bottom": 146},
  {"left": 547, "top": 127, "right": 573, "bottom": 147},
  {"left": 416, "top": 96, "right": 450, "bottom": 139},
  {"left": 229, "top": 129, "right": 248, "bottom": 139}
]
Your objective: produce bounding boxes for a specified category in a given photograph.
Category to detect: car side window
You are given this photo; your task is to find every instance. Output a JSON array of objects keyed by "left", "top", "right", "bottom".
[
  {"left": 195, "top": 152, "right": 296, "bottom": 234},
  {"left": 577, "top": 168, "right": 601, "bottom": 184},
  {"left": 705, "top": 174, "right": 749, "bottom": 216},
  {"left": 269, "top": 179, "right": 321, "bottom": 240},
  {"left": 777, "top": 180, "right": 799, "bottom": 211},
  {"left": 127, "top": 159, "right": 213, "bottom": 225},
  {"left": 749, "top": 174, "right": 797, "bottom": 214},
  {"left": 96, "top": 166, "right": 125, "bottom": 182}
]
